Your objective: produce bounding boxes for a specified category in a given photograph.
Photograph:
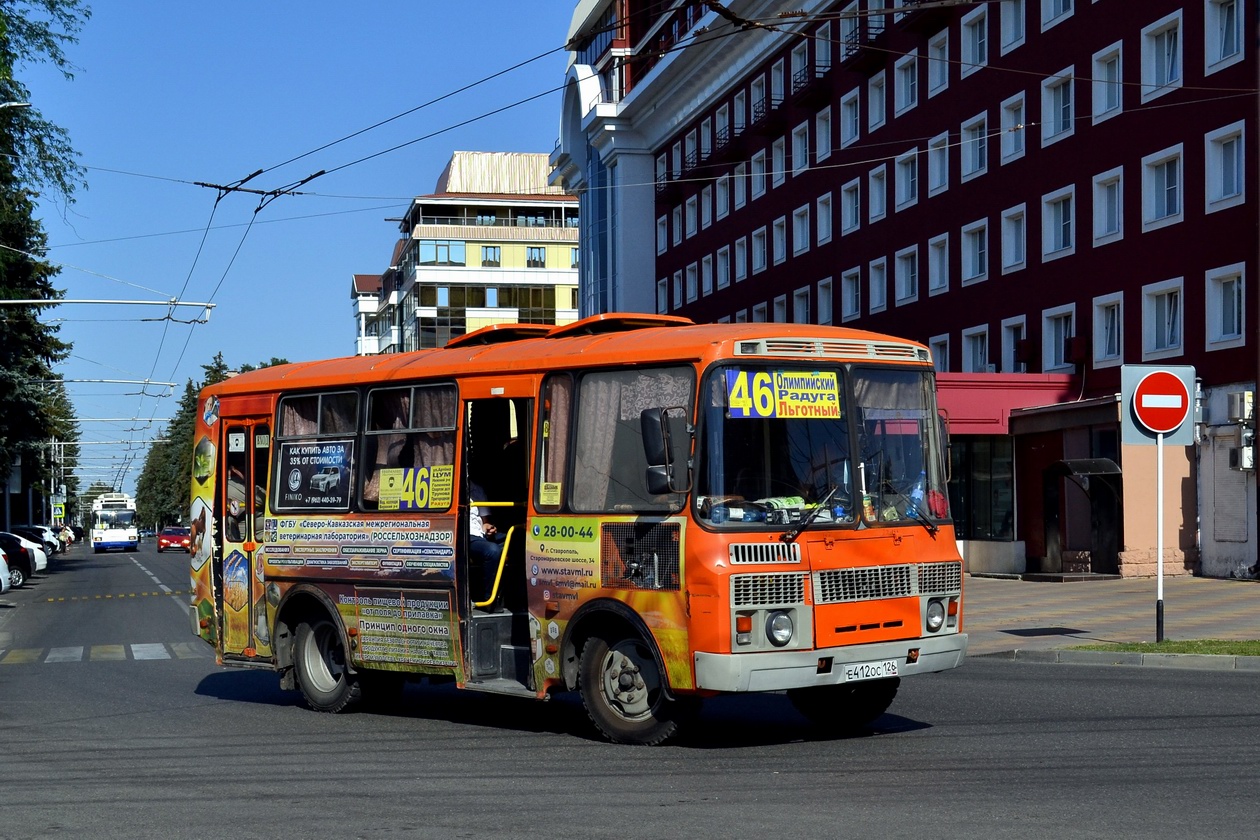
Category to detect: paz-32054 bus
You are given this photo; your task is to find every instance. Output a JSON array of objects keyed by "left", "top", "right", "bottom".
[{"left": 190, "top": 315, "right": 965, "bottom": 744}]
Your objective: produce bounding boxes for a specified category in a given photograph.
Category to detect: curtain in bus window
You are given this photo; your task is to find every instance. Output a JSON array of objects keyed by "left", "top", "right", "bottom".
[
  {"left": 363, "top": 389, "right": 411, "bottom": 505},
  {"left": 413, "top": 386, "right": 456, "bottom": 467},
  {"left": 320, "top": 392, "right": 358, "bottom": 434},
  {"left": 538, "top": 375, "right": 573, "bottom": 512},
  {"left": 280, "top": 396, "right": 319, "bottom": 436}
]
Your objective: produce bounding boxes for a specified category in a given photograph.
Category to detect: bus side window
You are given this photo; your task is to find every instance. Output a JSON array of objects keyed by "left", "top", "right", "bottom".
[{"left": 536, "top": 375, "right": 573, "bottom": 513}]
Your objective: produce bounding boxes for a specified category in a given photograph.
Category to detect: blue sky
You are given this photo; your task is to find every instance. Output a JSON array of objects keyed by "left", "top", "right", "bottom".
[{"left": 24, "top": 1, "right": 576, "bottom": 496}]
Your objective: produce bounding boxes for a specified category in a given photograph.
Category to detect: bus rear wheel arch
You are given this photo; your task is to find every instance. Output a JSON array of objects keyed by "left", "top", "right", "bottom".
[
  {"left": 577, "top": 630, "right": 687, "bottom": 746},
  {"left": 294, "top": 617, "right": 363, "bottom": 713}
]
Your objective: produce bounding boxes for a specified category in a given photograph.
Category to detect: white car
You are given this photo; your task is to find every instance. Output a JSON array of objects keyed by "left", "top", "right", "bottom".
[
  {"left": 15, "top": 534, "right": 49, "bottom": 573},
  {"left": 0, "top": 549, "right": 10, "bottom": 594}
]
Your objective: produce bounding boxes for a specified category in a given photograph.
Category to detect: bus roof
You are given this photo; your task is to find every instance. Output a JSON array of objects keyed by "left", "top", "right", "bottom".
[{"left": 203, "top": 315, "right": 932, "bottom": 399}]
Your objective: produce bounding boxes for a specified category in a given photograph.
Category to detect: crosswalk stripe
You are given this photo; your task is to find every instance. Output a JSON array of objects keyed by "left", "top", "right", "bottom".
[
  {"left": 131, "top": 643, "right": 170, "bottom": 660},
  {"left": 169, "top": 642, "right": 210, "bottom": 659},
  {"left": 1, "top": 648, "right": 43, "bottom": 664},
  {"left": 45, "top": 646, "right": 84, "bottom": 663},
  {"left": 0, "top": 643, "right": 215, "bottom": 663},
  {"left": 90, "top": 645, "right": 127, "bottom": 660}
]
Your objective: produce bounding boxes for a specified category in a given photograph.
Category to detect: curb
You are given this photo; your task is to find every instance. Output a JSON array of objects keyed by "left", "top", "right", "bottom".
[{"left": 977, "top": 649, "right": 1260, "bottom": 671}]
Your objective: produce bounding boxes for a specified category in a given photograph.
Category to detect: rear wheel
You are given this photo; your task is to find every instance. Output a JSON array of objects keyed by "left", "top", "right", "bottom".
[
  {"left": 788, "top": 678, "right": 900, "bottom": 734},
  {"left": 578, "top": 632, "right": 683, "bottom": 745},
  {"left": 8, "top": 564, "right": 26, "bottom": 588},
  {"left": 294, "top": 618, "right": 362, "bottom": 713}
]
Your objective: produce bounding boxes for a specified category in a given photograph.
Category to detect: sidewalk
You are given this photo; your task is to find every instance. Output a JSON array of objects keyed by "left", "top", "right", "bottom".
[{"left": 962, "top": 574, "right": 1260, "bottom": 669}]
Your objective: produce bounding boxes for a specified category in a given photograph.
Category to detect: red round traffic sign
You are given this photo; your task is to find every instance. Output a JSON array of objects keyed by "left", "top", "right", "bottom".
[{"left": 1133, "top": 370, "right": 1190, "bottom": 434}]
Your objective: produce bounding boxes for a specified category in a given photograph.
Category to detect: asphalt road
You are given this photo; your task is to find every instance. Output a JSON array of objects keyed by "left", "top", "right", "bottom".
[{"left": 2, "top": 543, "right": 1258, "bottom": 839}]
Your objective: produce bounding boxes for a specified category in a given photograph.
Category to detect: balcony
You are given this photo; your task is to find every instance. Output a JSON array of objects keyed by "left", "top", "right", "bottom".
[
  {"left": 748, "top": 95, "right": 787, "bottom": 136},
  {"left": 896, "top": 0, "right": 956, "bottom": 33},
  {"left": 790, "top": 61, "right": 833, "bottom": 107},
  {"left": 841, "top": 21, "right": 888, "bottom": 71}
]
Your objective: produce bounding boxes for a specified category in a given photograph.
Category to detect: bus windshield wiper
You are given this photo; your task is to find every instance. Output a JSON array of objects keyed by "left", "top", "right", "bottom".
[
  {"left": 780, "top": 484, "right": 840, "bottom": 544},
  {"left": 905, "top": 507, "right": 939, "bottom": 537}
]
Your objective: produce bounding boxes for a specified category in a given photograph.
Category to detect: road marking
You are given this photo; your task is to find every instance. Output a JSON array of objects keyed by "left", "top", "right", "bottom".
[
  {"left": 40, "top": 590, "right": 192, "bottom": 603},
  {"left": 45, "top": 646, "right": 84, "bottom": 663},
  {"left": 91, "top": 645, "right": 127, "bottom": 660},
  {"left": 0, "top": 648, "right": 43, "bottom": 664},
  {"left": 131, "top": 643, "right": 170, "bottom": 660},
  {"left": 170, "top": 642, "right": 209, "bottom": 659},
  {"left": 0, "top": 642, "right": 215, "bottom": 663}
]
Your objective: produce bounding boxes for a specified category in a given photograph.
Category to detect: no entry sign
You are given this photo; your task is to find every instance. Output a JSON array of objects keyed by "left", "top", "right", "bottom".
[{"left": 1133, "top": 370, "right": 1190, "bottom": 434}]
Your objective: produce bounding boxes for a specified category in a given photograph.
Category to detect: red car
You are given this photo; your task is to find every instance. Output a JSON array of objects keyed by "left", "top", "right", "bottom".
[{"left": 157, "top": 527, "right": 192, "bottom": 553}]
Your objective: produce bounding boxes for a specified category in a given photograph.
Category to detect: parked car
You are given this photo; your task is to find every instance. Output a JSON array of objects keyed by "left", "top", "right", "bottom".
[
  {"left": 157, "top": 527, "right": 192, "bottom": 553},
  {"left": 0, "top": 533, "right": 34, "bottom": 588},
  {"left": 12, "top": 525, "right": 57, "bottom": 557},
  {"left": 0, "top": 549, "right": 10, "bottom": 594},
  {"left": 8, "top": 533, "right": 47, "bottom": 573}
]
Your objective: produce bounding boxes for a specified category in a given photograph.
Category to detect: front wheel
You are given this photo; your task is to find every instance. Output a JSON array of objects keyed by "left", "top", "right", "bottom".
[
  {"left": 788, "top": 678, "right": 900, "bottom": 734},
  {"left": 578, "top": 633, "right": 683, "bottom": 745},
  {"left": 8, "top": 564, "right": 26, "bottom": 588},
  {"left": 294, "top": 618, "right": 362, "bottom": 713}
]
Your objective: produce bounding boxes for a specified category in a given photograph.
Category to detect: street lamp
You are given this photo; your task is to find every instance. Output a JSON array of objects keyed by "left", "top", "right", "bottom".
[{"left": 0, "top": 102, "right": 31, "bottom": 110}]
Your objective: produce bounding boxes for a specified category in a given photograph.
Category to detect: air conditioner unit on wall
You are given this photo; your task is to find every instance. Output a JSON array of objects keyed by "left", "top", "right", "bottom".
[{"left": 1226, "top": 390, "right": 1254, "bottom": 422}]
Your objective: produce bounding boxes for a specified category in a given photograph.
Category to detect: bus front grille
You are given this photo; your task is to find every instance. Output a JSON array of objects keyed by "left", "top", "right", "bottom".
[
  {"left": 814, "top": 565, "right": 914, "bottom": 604},
  {"left": 729, "top": 542, "right": 801, "bottom": 564},
  {"left": 918, "top": 561, "right": 963, "bottom": 595},
  {"left": 732, "top": 572, "right": 808, "bottom": 607}
]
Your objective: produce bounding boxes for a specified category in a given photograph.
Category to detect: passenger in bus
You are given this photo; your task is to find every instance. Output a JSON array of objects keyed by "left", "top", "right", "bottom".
[{"left": 468, "top": 479, "right": 506, "bottom": 602}]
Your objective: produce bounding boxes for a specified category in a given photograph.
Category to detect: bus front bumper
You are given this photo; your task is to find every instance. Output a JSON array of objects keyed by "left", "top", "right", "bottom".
[{"left": 693, "top": 633, "right": 967, "bottom": 693}]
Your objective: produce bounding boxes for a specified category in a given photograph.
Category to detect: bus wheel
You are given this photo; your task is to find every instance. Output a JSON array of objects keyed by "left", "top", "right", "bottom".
[
  {"left": 579, "top": 633, "right": 680, "bottom": 745},
  {"left": 787, "top": 678, "right": 900, "bottom": 734},
  {"left": 294, "top": 618, "right": 362, "bottom": 713}
]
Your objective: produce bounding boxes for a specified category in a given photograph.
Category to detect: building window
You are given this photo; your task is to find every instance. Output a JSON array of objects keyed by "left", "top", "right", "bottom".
[
  {"left": 571, "top": 248, "right": 579, "bottom": 269},
  {"left": 685, "top": 195, "right": 698, "bottom": 238},
  {"left": 1205, "top": 262, "right": 1245, "bottom": 349},
  {"left": 817, "top": 192, "right": 833, "bottom": 245},
  {"left": 751, "top": 150, "right": 767, "bottom": 199},
  {"left": 817, "top": 20, "right": 833, "bottom": 70},
  {"left": 1141, "top": 11, "right": 1183, "bottom": 102},
  {"left": 962, "top": 219, "right": 988, "bottom": 284},
  {"left": 927, "top": 30, "right": 949, "bottom": 97},
  {"left": 1093, "top": 293, "right": 1123, "bottom": 366},
  {"left": 656, "top": 216, "right": 668, "bottom": 255},
  {"left": 734, "top": 89, "right": 747, "bottom": 134},
  {"left": 716, "top": 104, "right": 730, "bottom": 147},
  {"left": 841, "top": 268, "right": 861, "bottom": 322},
  {"left": 419, "top": 239, "right": 466, "bottom": 266},
  {"left": 701, "top": 254, "right": 714, "bottom": 297},
  {"left": 481, "top": 245, "right": 501, "bottom": 267},
  {"left": 839, "top": 179, "right": 861, "bottom": 236},
  {"left": 772, "top": 216, "right": 787, "bottom": 265},
  {"left": 895, "top": 246, "right": 919, "bottom": 304},
  {"left": 1041, "top": 0, "right": 1073, "bottom": 32},
  {"left": 894, "top": 52, "right": 918, "bottom": 115},
  {"left": 1000, "top": 0, "right": 1026, "bottom": 54},
  {"left": 793, "top": 287, "right": 810, "bottom": 323},
  {"left": 700, "top": 118, "right": 712, "bottom": 160},
  {"left": 773, "top": 295, "right": 788, "bottom": 323},
  {"left": 735, "top": 236, "right": 748, "bottom": 281},
  {"left": 869, "top": 165, "right": 888, "bottom": 222},
  {"left": 869, "top": 257, "right": 888, "bottom": 313},
  {"left": 685, "top": 263, "right": 699, "bottom": 302},
  {"left": 928, "top": 132, "right": 949, "bottom": 196},
  {"left": 771, "top": 59, "right": 786, "bottom": 106},
  {"left": 716, "top": 175, "right": 730, "bottom": 220},
  {"left": 1142, "top": 144, "right": 1183, "bottom": 231},
  {"left": 792, "top": 205, "right": 811, "bottom": 256},
  {"left": 752, "top": 227, "right": 768, "bottom": 274},
  {"left": 526, "top": 246, "right": 546, "bottom": 268},
  {"left": 656, "top": 278, "right": 669, "bottom": 314},
  {"left": 1002, "top": 316, "right": 1027, "bottom": 373},
  {"left": 962, "top": 326, "right": 990, "bottom": 373},
  {"left": 1205, "top": 121, "right": 1245, "bottom": 213},
  {"left": 1043, "top": 304, "right": 1075, "bottom": 371},
  {"left": 672, "top": 206, "right": 682, "bottom": 246},
  {"left": 791, "top": 122, "right": 810, "bottom": 175},
  {"left": 961, "top": 112, "right": 988, "bottom": 181},
  {"left": 701, "top": 187, "right": 713, "bottom": 229},
  {"left": 771, "top": 138, "right": 786, "bottom": 187},
  {"left": 1001, "top": 204, "right": 1026, "bottom": 273},
  {"left": 868, "top": 71, "right": 887, "bottom": 131},
  {"left": 895, "top": 149, "right": 918, "bottom": 210},
  {"left": 1205, "top": 0, "right": 1243, "bottom": 74},
  {"left": 734, "top": 162, "right": 747, "bottom": 208},
  {"left": 1093, "top": 167, "right": 1124, "bottom": 245},
  {"left": 685, "top": 130, "right": 697, "bottom": 171},
  {"left": 1092, "top": 42, "right": 1123, "bottom": 123},
  {"left": 816, "top": 107, "right": 833, "bottom": 162},
  {"left": 817, "top": 276, "right": 833, "bottom": 325},
  {"left": 1041, "top": 186, "right": 1075, "bottom": 260},
  {"left": 672, "top": 270, "right": 683, "bottom": 309},
  {"left": 840, "top": 90, "right": 860, "bottom": 148},
  {"left": 928, "top": 234, "right": 949, "bottom": 295},
  {"left": 1041, "top": 67, "right": 1074, "bottom": 146},
  {"left": 717, "top": 246, "right": 731, "bottom": 289},
  {"left": 1000, "top": 92, "right": 1026, "bottom": 163},
  {"left": 671, "top": 141, "right": 682, "bottom": 178},
  {"left": 961, "top": 7, "right": 987, "bottom": 76},
  {"left": 929, "top": 335, "right": 949, "bottom": 372},
  {"left": 1142, "top": 277, "right": 1183, "bottom": 358}
]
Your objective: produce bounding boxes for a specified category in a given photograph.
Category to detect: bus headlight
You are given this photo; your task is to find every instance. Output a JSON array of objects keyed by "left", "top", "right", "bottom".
[
  {"left": 766, "top": 610, "right": 794, "bottom": 647},
  {"left": 926, "top": 599, "right": 946, "bottom": 633}
]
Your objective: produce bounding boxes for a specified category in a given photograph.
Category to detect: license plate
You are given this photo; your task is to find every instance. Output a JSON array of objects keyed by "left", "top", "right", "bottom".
[{"left": 843, "top": 659, "right": 899, "bottom": 682}]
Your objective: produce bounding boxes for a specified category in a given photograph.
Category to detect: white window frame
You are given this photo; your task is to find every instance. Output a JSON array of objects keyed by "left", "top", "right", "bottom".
[
  {"left": 961, "top": 325, "right": 991, "bottom": 373},
  {"left": 817, "top": 276, "right": 834, "bottom": 326},
  {"left": 735, "top": 236, "right": 748, "bottom": 281},
  {"left": 895, "top": 149, "right": 919, "bottom": 211},
  {"left": 772, "top": 216, "right": 788, "bottom": 265},
  {"left": 1205, "top": 120, "right": 1245, "bottom": 214},
  {"left": 752, "top": 302, "right": 768, "bottom": 323},
  {"left": 1205, "top": 0, "right": 1244, "bottom": 75},
  {"left": 961, "top": 7, "right": 988, "bottom": 77},
  {"left": 1142, "top": 143, "right": 1184, "bottom": 232},
  {"left": 701, "top": 254, "right": 714, "bottom": 297},
  {"left": 685, "top": 262, "right": 699, "bottom": 303},
  {"left": 869, "top": 165, "right": 888, "bottom": 223},
  {"left": 656, "top": 215, "right": 668, "bottom": 255},
  {"left": 927, "top": 30, "right": 949, "bottom": 97},
  {"left": 816, "top": 106, "right": 833, "bottom": 162},
  {"left": 841, "top": 268, "right": 862, "bottom": 322},
  {"left": 895, "top": 245, "right": 920, "bottom": 305},
  {"left": 672, "top": 205, "right": 682, "bottom": 246},
  {"left": 1092, "top": 42, "right": 1124, "bottom": 124},
  {"left": 869, "top": 257, "right": 888, "bottom": 313},
  {"left": 928, "top": 233, "right": 950, "bottom": 295},
  {"left": 894, "top": 51, "right": 918, "bottom": 116},
  {"left": 717, "top": 245, "right": 732, "bottom": 290},
  {"left": 1141, "top": 10, "right": 1183, "bottom": 103},
  {"left": 771, "top": 137, "right": 787, "bottom": 187},
  {"left": 1001, "top": 204, "right": 1027, "bottom": 274},
  {"left": 734, "top": 162, "right": 748, "bottom": 209},
  {"left": 773, "top": 294, "right": 788, "bottom": 324},
  {"left": 1092, "top": 166, "right": 1124, "bottom": 246},
  {"left": 1041, "top": 185, "right": 1076, "bottom": 261},
  {"left": 868, "top": 71, "right": 887, "bottom": 132},
  {"left": 734, "top": 90, "right": 747, "bottom": 134},
  {"left": 752, "top": 226, "right": 768, "bottom": 274},
  {"left": 1002, "top": 315, "right": 1028, "bottom": 373},
  {"left": 716, "top": 174, "right": 730, "bottom": 221},
  {"left": 1041, "top": 67, "right": 1074, "bottom": 147},
  {"left": 839, "top": 90, "right": 860, "bottom": 148},
  {"left": 701, "top": 185, "right": 713, "bottom": 230},
  {"left": 1000, "top": 92, "right": 1026, "bottom": 163},
  {"left": 817, "top": 192, "right": 834, "bottom": 245},
  {"left": 791, "top": 121, "right": 810, "bottom": 175},
  {"left": 1042, "top": 303, "right": 1076, "bottom": 372},
  {"left": 1093, "top": 291, "right": 1124, "bottom": 367},
  {"left": 700, "top": 118, "right": 712, "bottom": 160},
  {"left": 961, "top": 218, "right": 989, "bottom": 285},
  {"left": 928, "top": 132, "right": 950, "bottom": 197},
  {"left": 685, "top": 195, "right": 698, "bottom": 238},
  {"left": 1000, "top": 0, "right": 1026, "bottom": 55},
  {"left": 792, "top": 205, "right": 811, "bottom": 256},
  {"left": 1142, "top": 276, "right": 1184, "bottom": 360},
  {"left": 751, "top": 150, "right": 767, "bottom": 199},
  {"left": 672, "top": 270, "right": 683, "bottom": 309},
  {"left": 929, "top": 334, "right": 950, "bottom": 372},
  {"left": 960, "top": 112, "right": 988, "bottom": 181},
  {"left": 656, "top": 278, "right": 669, "bottom": 314},
  {"left": 1205, "top": 262, "right": 1245, "bottom": 350},
  {"left": 793, "top": 286, "right": 810, "bottom": 324},
  {"left": 841, "top": 178, "right": 861, "bottom": 235},
  {"left": 1041, "top": 0, "right": 1073, "bottom": 32}
]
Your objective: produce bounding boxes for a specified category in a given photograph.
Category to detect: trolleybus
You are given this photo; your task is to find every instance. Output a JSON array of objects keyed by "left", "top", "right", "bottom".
[
  {"left": 91, "top": 492, "right": 139, "bottom": 553},
  {"left": 190, "top": 315, "right": 966, "bottom": 743}
]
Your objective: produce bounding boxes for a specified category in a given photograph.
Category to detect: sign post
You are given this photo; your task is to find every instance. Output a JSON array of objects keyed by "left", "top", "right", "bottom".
[{"left": 1121, "top": 365, "right": 1194, "bottom": 643}]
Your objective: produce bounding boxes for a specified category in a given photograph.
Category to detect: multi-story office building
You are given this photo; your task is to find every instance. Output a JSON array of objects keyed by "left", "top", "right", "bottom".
[
  {"left": 551, "top": 1, "right": 1255, "bottom": 578},
  {"left": 356, "top": 151, "right": 580, "bottom": 355}
]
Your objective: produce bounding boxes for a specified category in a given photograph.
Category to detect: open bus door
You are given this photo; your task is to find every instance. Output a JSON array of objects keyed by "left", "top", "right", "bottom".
[{"left": 217, "top": 419, "right": 273, "bottom": 663}]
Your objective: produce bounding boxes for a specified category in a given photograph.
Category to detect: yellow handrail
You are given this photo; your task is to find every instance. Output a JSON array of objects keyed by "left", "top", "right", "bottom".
[{"left": 473, "top": 524, "right": 515, "bottom": 609}]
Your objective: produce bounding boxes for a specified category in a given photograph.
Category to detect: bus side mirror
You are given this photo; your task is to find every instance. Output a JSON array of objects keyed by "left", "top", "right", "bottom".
[{"left": 641, "top": 407, "right": 691, "bottom": 496}]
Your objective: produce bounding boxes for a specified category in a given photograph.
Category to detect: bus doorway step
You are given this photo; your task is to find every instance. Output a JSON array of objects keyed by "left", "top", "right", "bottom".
[{"left": 464, "top": 676, "right": 537, "bottom": 699}]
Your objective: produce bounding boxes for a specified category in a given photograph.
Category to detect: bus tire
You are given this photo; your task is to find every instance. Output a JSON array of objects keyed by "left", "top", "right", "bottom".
[
  {"left": 294, "top": 618, "right": 361, "bottom": 713},
  {"left": 788, "top": 677, "right": 900, "bottom": 733},
  {"left": 578, "top": 632, "right": 680, "bottom": 745}
]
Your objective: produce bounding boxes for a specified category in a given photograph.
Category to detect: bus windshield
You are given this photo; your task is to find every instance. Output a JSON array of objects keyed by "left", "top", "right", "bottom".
[
  {"left": 696, "top": 365, "right": 947, "bottom": 530},
  {"left": 93, "top": 509, "right": 136, "bottom": 530}
]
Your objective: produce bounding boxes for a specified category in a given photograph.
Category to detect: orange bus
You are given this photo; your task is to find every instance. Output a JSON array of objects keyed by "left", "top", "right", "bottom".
[{"left": 189, "top": 314, "right": 966, "bottom": 743}]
